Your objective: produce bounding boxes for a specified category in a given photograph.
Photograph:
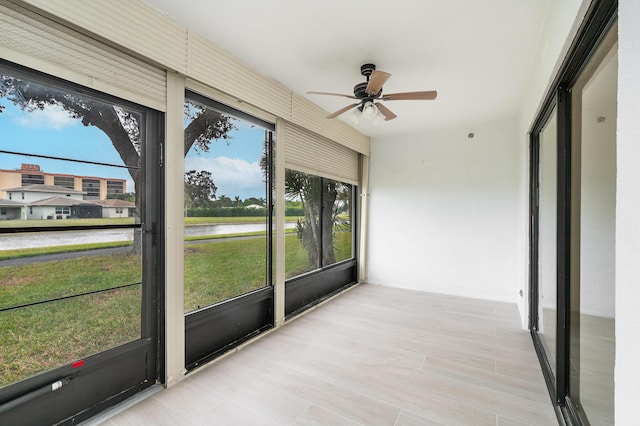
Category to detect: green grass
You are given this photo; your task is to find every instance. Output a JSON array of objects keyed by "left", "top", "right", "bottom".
[
  {"left": 184, "top": 237, "right": 268, "bottom": 312},
  {"left": 0, "top": 230, "right": 353, "bottom": 388},
  {"left": 0, "top": 251, "right": 141, "bottom": 387},
  {"left": 0, "top": 241, "right": 133, "bottom": 261}
]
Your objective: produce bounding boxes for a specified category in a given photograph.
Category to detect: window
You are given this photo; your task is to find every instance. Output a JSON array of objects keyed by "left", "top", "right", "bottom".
[
  {"left": 115, "top": 207, "right": 123, "bottom": 214},
  {"left": 107, "top": 180, "right": 124, "bottom": 199},
  {"left": 82, "top": 179, "right": 100, "bottom": 200},
  {"left": 54, "top": 176, "right": 75, "bottom": 189},
  {"left": 1, "top": 208, "right": 6, "bottom": 215},
  {"left": 285, "top": 170, "right": 354, "bottom": 279},
  {"left": 183, "top": 93, "right": 274, "bottom": 313},
  {"left": 21, "top": 173, "right": 44, "bottom": 185},
  {"left": 0, "top": 62, "right": 159, "bottom": 393},
  {"left": 55, "top": 206, "right": 71, "bottom": 215}
]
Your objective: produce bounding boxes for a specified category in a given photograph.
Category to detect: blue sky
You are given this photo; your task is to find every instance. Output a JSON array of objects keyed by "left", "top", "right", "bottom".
[
  {"left": 184, "top": 118, "right": 267, "bottom": 201},
  {"left": 0, "top": 99, "right": 266, "bottom": 200}
]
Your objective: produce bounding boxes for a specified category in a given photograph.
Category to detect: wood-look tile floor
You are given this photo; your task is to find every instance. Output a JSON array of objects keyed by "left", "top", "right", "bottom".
[{"left": 101, "top": 284, "right": 557, "bottom": 425}]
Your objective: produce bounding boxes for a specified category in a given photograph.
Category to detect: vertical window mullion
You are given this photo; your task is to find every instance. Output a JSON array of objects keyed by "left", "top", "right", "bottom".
[{"left": 556, "top": 84, "right": 572, "bottom": 405}]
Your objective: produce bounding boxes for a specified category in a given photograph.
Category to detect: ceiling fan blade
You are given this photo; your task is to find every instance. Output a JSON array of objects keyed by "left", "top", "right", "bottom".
[
  {"left": 307, "top": 91, "right": 358, "bottom": 100},
  {"left": 366, "top": 70, "right": 391, "bottom": 95},
  {"left": 382, "top": 90, "right": 438, "bottom": 101},
  {"left": 375, "top": 103, "right": 397, "bottom": 121},
  {"left": 327, "top": 103, "right": 358, "bottom": 119}
]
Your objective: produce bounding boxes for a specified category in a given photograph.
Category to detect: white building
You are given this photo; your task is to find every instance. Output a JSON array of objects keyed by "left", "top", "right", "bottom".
[{"left": 1, "top": 184, "right": 134, "bottom": 220}]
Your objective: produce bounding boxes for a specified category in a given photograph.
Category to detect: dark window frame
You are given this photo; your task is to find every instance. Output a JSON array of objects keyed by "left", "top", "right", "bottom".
[
  {"left": 284, "top": 172, "right": 358, "bottom": 318},
  {"left": 0, "top": 58, "right": 164, "bottom": 424},
  {"left": 528, "top": 0, "right": 617, "bottom": 423},
  {"left": 183, "top": 90, "right": 276, "bottom": 371}
]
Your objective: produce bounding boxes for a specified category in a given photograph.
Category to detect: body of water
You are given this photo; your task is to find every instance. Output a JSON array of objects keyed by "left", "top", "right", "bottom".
[{"left": 1, "top": 223, "right": 296, "bottom": 250}]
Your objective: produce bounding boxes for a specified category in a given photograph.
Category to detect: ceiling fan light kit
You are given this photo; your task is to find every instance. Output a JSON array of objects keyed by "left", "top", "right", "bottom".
[
  {"left": 307, "top": 63, "right": 437, "bottom": 123},
  {"left": 362, "top": 101, "right": 377, "bottom": 117}
]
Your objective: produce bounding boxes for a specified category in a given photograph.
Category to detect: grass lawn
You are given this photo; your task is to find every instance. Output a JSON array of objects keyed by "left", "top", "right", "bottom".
[{"left": 0, "top": 252, "right": 141, "bottom": 387}]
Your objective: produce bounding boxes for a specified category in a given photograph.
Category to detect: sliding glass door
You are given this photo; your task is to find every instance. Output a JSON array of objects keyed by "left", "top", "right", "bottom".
[
  {"left": 568, "top": 28, "right": 617, "bottom": 425},
  {"left": 536, "top": 108, "right": 558, "bottom": 388},
  {"left": 529, "top": 2, "right": 617, "bottom": 423}
]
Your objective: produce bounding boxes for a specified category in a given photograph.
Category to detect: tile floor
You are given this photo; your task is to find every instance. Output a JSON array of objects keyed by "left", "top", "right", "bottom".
[{"left": 98, "top": 284, "right": 558, "bottom": 425}]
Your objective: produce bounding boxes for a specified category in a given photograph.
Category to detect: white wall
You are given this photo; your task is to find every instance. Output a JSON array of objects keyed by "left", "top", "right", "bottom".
[
  {"left": 616, "top": 0, "right": 640, "bottom": 422},
  {"left": 367, "top": 119, "right": 519, "bottom": 302}
]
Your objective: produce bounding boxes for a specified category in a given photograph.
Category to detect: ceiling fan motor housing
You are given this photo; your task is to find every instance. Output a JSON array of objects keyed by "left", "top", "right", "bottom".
[
  {"left": 353, "top": 82, "right": 369, "bottom": 99},
  {"left": 360, "top": 63, "right": 376, "bottom": 77}
]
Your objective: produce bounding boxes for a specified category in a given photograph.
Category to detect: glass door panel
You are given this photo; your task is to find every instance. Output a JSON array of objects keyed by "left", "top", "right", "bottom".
[
  {"left": 569, "top": 31, "right": 617, "bottom": 425},
  {"left": 538, "top": 108, "right": 558, "bottom": 381}
]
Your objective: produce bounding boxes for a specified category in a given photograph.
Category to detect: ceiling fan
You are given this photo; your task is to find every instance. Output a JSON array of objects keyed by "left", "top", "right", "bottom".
[{"left": 307, "top": 63, "right": 437, "bottom": 122}]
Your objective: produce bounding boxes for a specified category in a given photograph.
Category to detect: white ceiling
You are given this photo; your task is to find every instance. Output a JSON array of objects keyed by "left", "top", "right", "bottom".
[{"left": 144, "top": 0, "right": 549, "bottom": 138}]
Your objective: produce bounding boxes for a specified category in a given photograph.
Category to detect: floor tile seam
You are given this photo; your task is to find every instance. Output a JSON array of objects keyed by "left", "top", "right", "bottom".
[
  {"left": 185, "top": 363, "right": 320, "bottom": 420},
  {"left": 407, "top": 369, "right": 556, "bottom": 418},
  {"left": 278, "top": 360, "right": 410, "bottom": 419},
  {"left": 150, "top": 393, "right": 214, "bottom": 424},
  {"left": 394, "top": 388, "right": 499, "bottom": 425},
  {"left": 291, "top": 403, "right": 369, "bottom": 426},
  {"left": 417, "top": 363, "right": 553, "bottom": 405},
  {"left": 218, "top": 351, "right": 406, "bottom": 425},
  {"left": 399, "top": 406, "right": 497, "bottom": 426},
  {"left": 422, "top": 354, "right": 550, "bottom": 388},
  {"left": 215, "top": 389, "right": 312, "bottom": 426}
]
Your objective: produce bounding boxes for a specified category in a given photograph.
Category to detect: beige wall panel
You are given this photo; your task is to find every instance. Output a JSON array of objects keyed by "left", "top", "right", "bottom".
[
  {"left": 283, "top": 122, "right": 359, "bottom": 185},
  {"left": 188, "top": 33, "right": 292, "bottom": 120},
  {"left": 185, "top": 78, "right": 276, "bottom": 125},
  {"left": 14, "top": 1, "right": 369, "bottom": 155},
  {"left": 19, "top": 0, "right": 188, "bottom": 74},
  {"left": 291, "top": 93, "right": 369, "bottom": 156},
  {"left": 0, "top": 1, "right": 167, "bottom": 110}
]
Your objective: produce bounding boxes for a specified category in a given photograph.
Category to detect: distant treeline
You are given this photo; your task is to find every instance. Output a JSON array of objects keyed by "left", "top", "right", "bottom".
[{"left": 185, "top": 207, "right": 304, "bottom": 217}]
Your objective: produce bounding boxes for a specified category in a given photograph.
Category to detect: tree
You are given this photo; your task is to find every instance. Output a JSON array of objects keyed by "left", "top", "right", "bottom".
[
  {"left": 285, "top": 170, "right": 341, "bottom": 268},
  {"left": 1, "top": 73, "right": 235, "bottom": 251},
  {"left": 184, "top": 170, "right": 217, "bottom": 208},
  {"left": 243, "top": 197, "right": 264, "bottom": 207},
  {"left": 1, "top": 75, "right": 234, "bottom": 191},
  {"left": 212, "top": 195, "right": 233, "bottom": 208}
]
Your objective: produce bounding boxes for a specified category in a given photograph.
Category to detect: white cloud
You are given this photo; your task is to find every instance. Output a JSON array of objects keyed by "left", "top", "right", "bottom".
[
  {"left": 184, "top": 156, "right": 265, "bottom": 198},
  {"left": 14, "top": 104, "right": 77, "bottom": 130}
]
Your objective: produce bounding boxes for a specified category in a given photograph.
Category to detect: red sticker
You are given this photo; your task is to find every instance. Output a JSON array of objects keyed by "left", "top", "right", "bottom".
[{"left": 72, "top": 360, "right": 85, "bottom": 369}]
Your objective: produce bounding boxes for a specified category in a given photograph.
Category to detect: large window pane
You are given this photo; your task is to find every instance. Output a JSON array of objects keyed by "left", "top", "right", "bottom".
[
  {"left": 325, "top": 178, "right": 353, "bottom": 264},
  {"left": 570, "top": 37, "right": 616, "bottom": 426},
  {"left": 183, "top": 96, "right": 272, "bottom": 313},
  {"left": 0, "top": 65, "right": 147, "bottom": 389},
  {"left": 285, "top": 170, "right": 355, "bottom": 279},
  {"left": 538, "top": 108, "right": 557, "bottom": 380}
]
